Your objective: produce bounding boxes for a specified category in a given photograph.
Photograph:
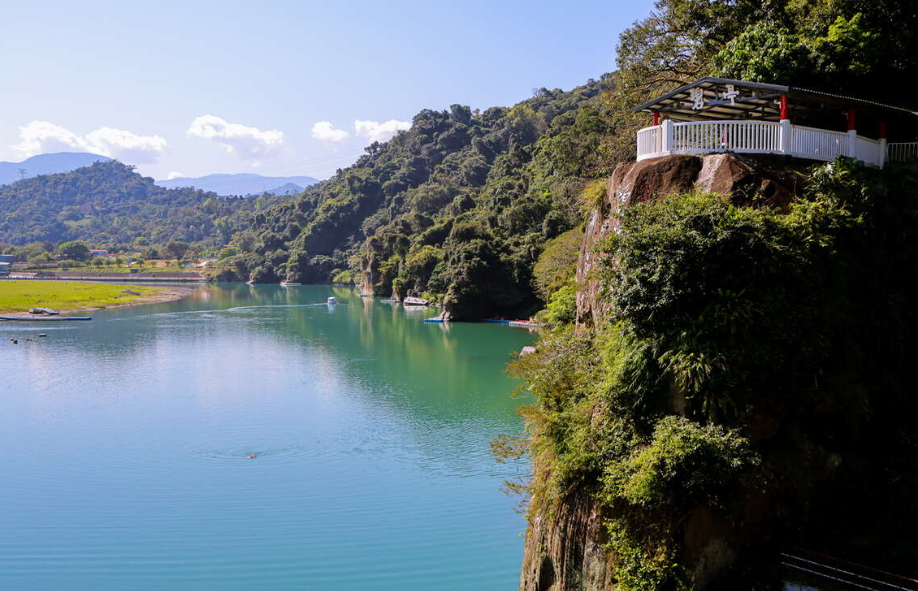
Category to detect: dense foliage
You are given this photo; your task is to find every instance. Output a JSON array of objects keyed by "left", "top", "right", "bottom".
[
  {"left": 603, "top": 0, "right": 918, "bottom": 162},
  {"left": 511, "top": 160, "right": 918, "bottom": 589},
  {"left": 0, "top": 161, "right": 283, "bottom": 249},
  {"left": 216, "top": 81, "right": 618, "bottom": 317}
]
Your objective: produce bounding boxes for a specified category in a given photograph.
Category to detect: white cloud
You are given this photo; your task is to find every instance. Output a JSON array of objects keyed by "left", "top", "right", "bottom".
[
  {"left": 311, "top": 121, "right": 349, "bottom": 143},
  {"left": 83, "top": 127, "right": 167, "bottom": 164},
  {"left": 11, "top": 121, "right": 167, "bottom": 163},
  {"left": 166, "top": 171, "right": 185, "bottom": 180},
  {"left": 354, "top": 119, "right": 410, "bottom": 143},
  {"left": 187, "top": 115, "right": 284, "bottom": 162}
]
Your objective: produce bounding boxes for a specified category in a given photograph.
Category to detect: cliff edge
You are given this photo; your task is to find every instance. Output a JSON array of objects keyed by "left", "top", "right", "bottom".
[{"left": 522, "top": 153, "right": 807, "bottom": 591}]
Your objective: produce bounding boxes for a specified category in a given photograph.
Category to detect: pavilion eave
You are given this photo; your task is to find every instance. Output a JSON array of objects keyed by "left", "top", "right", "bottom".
[{"left": 633, "top": 77, "right": 918, "bottom": 122}]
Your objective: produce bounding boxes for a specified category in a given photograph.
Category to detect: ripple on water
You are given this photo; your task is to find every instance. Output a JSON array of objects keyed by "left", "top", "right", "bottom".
[{"left": 138, "top": 426, "right": 346, "bottom": 467}]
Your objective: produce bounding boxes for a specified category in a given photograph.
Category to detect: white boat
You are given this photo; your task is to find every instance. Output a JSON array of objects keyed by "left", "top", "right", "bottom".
[
  {"left": 280, "top": 281, "right": 302, "bottom": 287},
  {"left": 403, "top": 296, "right": 429, "bottom": 306},
  {"left": 327, "top": 296, "right": 337, "bottom": 305}
]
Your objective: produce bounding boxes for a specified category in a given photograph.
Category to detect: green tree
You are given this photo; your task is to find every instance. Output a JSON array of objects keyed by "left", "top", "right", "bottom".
[
  {"left": 164, "top": 239, "right": 189, "bottom": 260},
  {"left": 56, "top": 240, "right": 90, "bottom": 261}
]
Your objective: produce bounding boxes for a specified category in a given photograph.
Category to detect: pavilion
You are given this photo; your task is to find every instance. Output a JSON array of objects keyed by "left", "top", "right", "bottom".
[{"left": 633, "top": 77, "right": 918, "bottom": 167}]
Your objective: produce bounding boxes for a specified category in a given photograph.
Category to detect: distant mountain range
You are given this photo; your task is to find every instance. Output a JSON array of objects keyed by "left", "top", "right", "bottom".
[
  {"left": 0, "top": 152, "right": 320, "bottom": 196},
  {"left": 156, "top": 173, "right": 320, "bottom": 196},
  {"left": 0, "top": 152, "right": 111, "bottom": 185}
]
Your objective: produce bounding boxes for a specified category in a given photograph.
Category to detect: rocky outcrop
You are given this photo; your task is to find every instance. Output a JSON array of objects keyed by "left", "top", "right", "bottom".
[
  {"left": 519, "top": 495, "right": 613, "bottom": 591},
  {"left": 575, "top": 154, "right": 803, "bottom": 327},
  {"left": 524, "top": 154, "right": 807, "bottom": 591}
]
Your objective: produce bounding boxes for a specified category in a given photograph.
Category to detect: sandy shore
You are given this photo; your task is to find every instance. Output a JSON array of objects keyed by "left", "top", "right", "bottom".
[{"left": 0, "top": 284, "right": 198, "bottom": 318}]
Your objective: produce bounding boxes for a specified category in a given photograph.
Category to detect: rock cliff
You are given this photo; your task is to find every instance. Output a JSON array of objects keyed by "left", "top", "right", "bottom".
[
  {"left": 576, "top": 154, "right": 803, "bottom": 328},
  {"left": 522, "top": 153, "right": 806, "bottom": 591}
]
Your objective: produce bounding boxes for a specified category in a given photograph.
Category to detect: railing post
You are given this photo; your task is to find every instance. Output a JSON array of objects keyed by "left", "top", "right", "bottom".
[
  {"left": 779, "top": 119, "right": 792, "bottom": 155},
  {"left": 879, "top": 121, "right": 887, "bottom": 169},
  {"left": 847, "top": 108, "right": 857, "bottom": 158},
  {"left": 661, "top": 119, "right": 673, "bottom": 155}
]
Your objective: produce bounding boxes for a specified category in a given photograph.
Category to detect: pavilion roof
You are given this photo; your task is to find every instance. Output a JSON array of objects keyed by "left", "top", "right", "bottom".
[{"left": 633, "top": 77, "right": 918, "bottom": 122}]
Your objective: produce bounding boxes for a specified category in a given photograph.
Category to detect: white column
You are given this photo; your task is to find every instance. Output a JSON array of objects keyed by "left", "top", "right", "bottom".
[
  {"left": 661, "top": 119, "right": 673, "bottom": 155},
  {"left": 848, "top": 129, "right": 858, "bottom": 158},
  {"left": 779, "top": 119, "right": 792, "bottom": 155},
  {"left": 879, "top": 138, "right": 887, "bottom": 169}
]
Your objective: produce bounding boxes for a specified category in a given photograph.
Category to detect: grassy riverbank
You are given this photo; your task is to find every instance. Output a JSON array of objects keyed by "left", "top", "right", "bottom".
[
  {"left": 0, "top": 280, "right": 188, "bottom": 314},
  {"left": 24, "top": 266, "right": 192, "bottom": 275}
]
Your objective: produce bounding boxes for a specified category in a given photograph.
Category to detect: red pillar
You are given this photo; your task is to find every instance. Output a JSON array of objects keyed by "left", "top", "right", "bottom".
[
  {"left": 780, "top": 95, "right": 789, "bottom": 120},
  {"left": 653, "top": 112, "right": 660, "bottom": 126},
  {"left": 848, "top": 108, "right": 857, "bottom": 131},
  {"left": 879, "top": 121, "right": 887, "bottom": 139}
]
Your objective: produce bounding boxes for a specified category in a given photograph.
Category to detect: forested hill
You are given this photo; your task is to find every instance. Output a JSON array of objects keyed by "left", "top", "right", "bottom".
[
  {"left": 0, "top": 161, "right": 285, "bottom": 247},
  {"left": 222, "top": 77, "right": 617, "bottom": 318}
]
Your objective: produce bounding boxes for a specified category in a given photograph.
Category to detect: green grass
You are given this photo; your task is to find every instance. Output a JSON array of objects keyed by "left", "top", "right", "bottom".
[{"left": 0, "top": 280, "right": 167, "bottom": 313}]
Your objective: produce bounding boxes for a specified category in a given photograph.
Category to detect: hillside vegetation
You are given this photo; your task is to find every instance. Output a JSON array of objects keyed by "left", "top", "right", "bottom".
[
  {"left": 215, "top": 0, "right": 918, "bottom": 322},
  {"left": 214, "top": 79, "right": 618, "bottom": 318},
  {"left": 0, "top": 161, "right": 284, "bottom": 248},
  {"left": 508, "top": 0, "right": 918, "bottom": 589}
]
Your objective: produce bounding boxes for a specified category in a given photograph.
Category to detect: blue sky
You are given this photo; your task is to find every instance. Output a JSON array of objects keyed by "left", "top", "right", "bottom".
[{"left": 0, "top": 0, "right": 655, "bottom": 181}]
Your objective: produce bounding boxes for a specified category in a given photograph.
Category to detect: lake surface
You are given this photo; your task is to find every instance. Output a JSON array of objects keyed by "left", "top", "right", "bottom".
[{"left": 0, "top": 284, "right": 534, "bottom": 591}]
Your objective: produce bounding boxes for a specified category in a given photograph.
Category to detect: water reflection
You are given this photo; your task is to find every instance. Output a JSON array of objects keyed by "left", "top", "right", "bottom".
[{"left": 0, "top": 284, "right": 534, "bottom": 591}]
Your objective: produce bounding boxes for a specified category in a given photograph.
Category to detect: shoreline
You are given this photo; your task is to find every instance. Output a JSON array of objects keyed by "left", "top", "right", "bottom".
[{"left": 0, "top": 282, "right": 197, "bottom": 318}]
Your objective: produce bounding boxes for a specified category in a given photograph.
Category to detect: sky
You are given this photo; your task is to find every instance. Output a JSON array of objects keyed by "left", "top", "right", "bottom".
[{"left": 0, "top": 0, "right": 656, "bottom": 183}]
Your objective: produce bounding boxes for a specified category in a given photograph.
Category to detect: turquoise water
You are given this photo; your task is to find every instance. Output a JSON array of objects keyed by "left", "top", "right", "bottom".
[{"left": 0, "top": 284, "right": 533, "bottom": 590}]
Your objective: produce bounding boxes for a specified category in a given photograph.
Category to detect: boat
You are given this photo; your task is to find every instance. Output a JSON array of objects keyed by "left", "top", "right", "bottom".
[
  {"left": 423, "top": 317, "right": 446, "bottom": 323},
  {"left": 403, "top": 296, "right": 429, "bottom": 306},
  {"left": 280, "top": 281, "right": 302, "bottom": 287},
  {"left": 29, "top": 307, "right": 60, "bottom": 315},
  {"left": 380, "top": 298, "right": 400, "bottom": 304},
  {"left": 1, "top": 315, "right": 91, "bottom": 321},
  {"left": 509, "top": 320, "right": 539, "bottom": 329},
  {"left": 327, "top": 296, "right": 337, "bottom": 305}
]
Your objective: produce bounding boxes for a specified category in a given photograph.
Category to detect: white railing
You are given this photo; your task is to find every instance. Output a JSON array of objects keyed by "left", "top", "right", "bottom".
[
  {"left": 887, "top": 142, "right": 918, "bottom": 162},
  {"left": 637, "top": 120, "right": 917, "bottom": 168},
  {"left": 637, "top": 125, "right": 664, "bottom": 159},
  {"left": 855, "top": 136, "right": 882, "bottom": 167},
  {"left": 791, "top": 125, "right": 850, "bottom": 162},
  {"left": 672, "top": 120, "right": 781, "bottom": 155}
]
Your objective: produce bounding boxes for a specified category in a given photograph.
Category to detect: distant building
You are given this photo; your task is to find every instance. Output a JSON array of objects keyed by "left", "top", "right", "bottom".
[
  {"left": 89, "top": 249, "right": 109, "bottom": 257},
  {"left": 0, "top": 262, "right": 11, "bottom": 276},
  {"left": 0, "top": 254, "right": 15, "bottom": 264}
]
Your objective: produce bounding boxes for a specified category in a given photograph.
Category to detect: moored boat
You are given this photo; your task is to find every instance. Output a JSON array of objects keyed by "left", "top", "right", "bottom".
[
  {"left": 403, "top": 296, "right": 429, "bottom": 306},
  {"left": 1, "top": 315, "right": 91, "bottom": 321},
  {"left": 327, "top": 296, "right": 337, "bottom": 305},
  {"left": 280, "top": 281, "right": 302, "bottom": 287}
]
